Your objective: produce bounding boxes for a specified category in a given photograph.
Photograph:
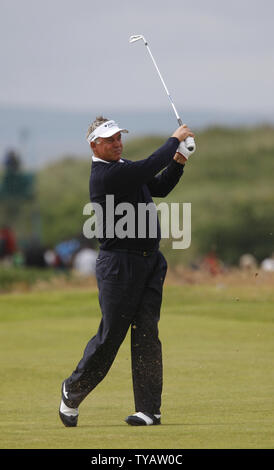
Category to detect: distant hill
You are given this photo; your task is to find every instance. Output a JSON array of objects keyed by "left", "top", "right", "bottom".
[
  {"left": 1, "top": 104, "right": 274, "bottom": 169},
  {"left": 1, "top": 126, "right": 274, "bottom": 266}
]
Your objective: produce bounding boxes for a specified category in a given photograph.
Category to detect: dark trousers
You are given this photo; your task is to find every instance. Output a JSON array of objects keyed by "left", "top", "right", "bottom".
[{"left": 65, "top": 249, "right": 167, "bottom": 415}]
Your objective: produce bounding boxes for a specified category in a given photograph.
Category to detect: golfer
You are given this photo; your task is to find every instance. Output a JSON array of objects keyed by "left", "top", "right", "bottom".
[{"left": 59, "top": 116, "right": 194, "bottom": 426}]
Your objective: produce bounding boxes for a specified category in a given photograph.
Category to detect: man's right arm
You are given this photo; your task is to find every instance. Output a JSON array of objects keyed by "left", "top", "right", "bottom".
[
  {"left": 103, "top": 137, "right": 179, "bottom": 194},
  {"left": 103, "top": 125, "right": 194, "bottom": 194}
]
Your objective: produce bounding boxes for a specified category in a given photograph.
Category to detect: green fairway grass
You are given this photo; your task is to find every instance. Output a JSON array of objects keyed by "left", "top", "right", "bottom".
[{"left": 0, "top": 281, "right": 274, "bottom": 449}]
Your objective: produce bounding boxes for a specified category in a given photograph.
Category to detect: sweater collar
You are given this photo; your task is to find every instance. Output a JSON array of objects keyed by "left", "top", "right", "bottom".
[{"left": 92, "top": 155, "right": 124, "bottom": 164}]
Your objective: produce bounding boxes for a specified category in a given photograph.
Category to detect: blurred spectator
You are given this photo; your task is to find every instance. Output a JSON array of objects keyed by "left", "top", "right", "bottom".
[
  {"left": 0, "top": 226, "right": 17, "bottom": 258},
  {"left": 12, "top": 250, "right": 25, "bottom": 267},
  {"left": 44, "top": 249, "right": 58, "bottom": 268},
  {"left": 24, "top": 243, "right": 46, "bottom": 267},
  {"left": 239, "top": 253, "right": 258, "bottom": 270},
  {"left": 202, "top": 249, "right": 223, "bottom": 275},
  {"left": 73, "top": 248, "right": 97, "bottom": 276},
  {"left": 55, "top": 238, "right": 81, "bottom": 268},
  {"left": 261, "top": 254, "right": 274, "bottom": 272}
]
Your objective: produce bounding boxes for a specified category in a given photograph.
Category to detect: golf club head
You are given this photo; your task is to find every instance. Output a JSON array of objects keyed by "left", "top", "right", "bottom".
[{"left": 129, "top": 34, "right": 147, "bottom": 44}]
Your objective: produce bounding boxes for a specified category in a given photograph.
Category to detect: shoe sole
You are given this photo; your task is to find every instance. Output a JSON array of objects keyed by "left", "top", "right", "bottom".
[
  {"left": 125, "top": 415, "right": 161, "bottom": 426},
  {"left": 59, "top": 409, "right": 78, "bottom": 427}
]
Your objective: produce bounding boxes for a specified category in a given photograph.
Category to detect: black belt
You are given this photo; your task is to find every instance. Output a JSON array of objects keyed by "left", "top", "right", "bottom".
[{"left": 100, "top": 248, "right": 157, "bottom": 257}]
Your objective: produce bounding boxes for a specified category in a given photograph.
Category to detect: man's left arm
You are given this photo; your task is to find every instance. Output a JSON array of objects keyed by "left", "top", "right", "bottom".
[{"left": 147, "top": 153, "right": 187, "bottom": 197}]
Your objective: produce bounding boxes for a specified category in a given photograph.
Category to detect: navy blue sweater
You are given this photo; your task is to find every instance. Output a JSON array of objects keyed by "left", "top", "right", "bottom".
[{"left": 89, "top": 136, "right": 184, "bottom": 252}]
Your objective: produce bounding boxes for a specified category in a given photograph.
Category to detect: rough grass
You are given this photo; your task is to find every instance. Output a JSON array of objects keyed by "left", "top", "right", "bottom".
[{"left": 0, "top": 275, "right": 274, "bottom": 449}]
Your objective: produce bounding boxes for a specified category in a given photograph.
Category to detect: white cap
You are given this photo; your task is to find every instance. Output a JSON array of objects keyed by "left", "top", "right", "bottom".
[{"left": 87, "top": 120, "right": 129, "bottom": 144}]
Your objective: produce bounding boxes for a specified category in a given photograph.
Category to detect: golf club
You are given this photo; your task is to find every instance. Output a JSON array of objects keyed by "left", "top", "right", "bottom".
[{"left": 129, "top": 34, "right": 196, "bottom": 154}]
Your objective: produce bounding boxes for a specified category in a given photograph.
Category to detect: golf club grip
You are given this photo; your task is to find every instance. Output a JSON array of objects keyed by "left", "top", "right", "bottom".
[
  {"left": 185, "top": 136, "right": 195, "bottom": 152},
  {"left": 177, "top": 118, "right": 195, "bottom": 151}
]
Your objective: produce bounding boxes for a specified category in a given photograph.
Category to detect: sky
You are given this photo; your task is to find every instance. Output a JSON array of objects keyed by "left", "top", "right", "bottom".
[{"left": 1, "top": 0, "right": 274, "bottom": 116}]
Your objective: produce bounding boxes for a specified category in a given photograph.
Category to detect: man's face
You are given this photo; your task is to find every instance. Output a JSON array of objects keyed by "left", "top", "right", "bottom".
[{"left": 91, "top": 132, "right": 123, "bottom": 162}]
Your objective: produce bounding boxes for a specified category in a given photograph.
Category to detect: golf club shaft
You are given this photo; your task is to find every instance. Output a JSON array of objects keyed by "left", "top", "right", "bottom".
[
  {"left": 144, "top": 42, "right": 194, "bottom": 151},
  {"left": 145, "top": 43, "right": 182, "bottom": 126}
]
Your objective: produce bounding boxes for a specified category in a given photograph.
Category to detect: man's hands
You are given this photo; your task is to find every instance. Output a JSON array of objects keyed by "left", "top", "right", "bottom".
[
  {"left": 172, "top": 124, "right": 195, "bottom": 164},
  {"left": 172, "top": 124, "right": 194, "bottom": 142},
  {"left": 173, "top": 152, "right": 188, "bottom": 165}
]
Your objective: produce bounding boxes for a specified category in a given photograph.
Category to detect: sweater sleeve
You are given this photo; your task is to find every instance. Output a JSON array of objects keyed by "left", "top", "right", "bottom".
[
  {"left": 103, "top": 137, "right": 179, "bottom": 194},
  {"left": 147, "top": 160, "right": 185, "bottom": 197}
]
